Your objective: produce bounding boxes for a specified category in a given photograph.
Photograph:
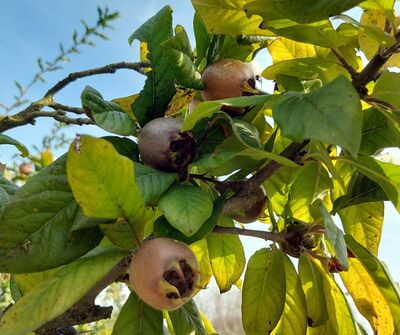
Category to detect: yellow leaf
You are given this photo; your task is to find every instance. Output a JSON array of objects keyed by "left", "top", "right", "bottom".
[
  {"left": 339, "top": 202, "right": 384, "bottom": 255},
  {"left": 192, "top": 0, "right": 270, "bottom": 36},
  {"left": 140, "top": 41, "right": 151, "bottom": 72},
  {"left": 40, "top": 149, "right": 54, "bottom": 167},
  {"left": 199, "top": 311, "right": 218, "bottom": 334},
  {"left": 190, "top": 238, "right": 212, "bottom": 289},
  {"left": 111, "top": 94, "right": 138, "bottom": 121},
  {"left": 268, "top": 38, "right": 317, "bottom": 64},
  {"left": 341, "top": 258, "right": 395, "bottom": 334},
  {"left": 359, "top": 10, "right": 386, "bottom": 60},
  {"left": 166, "top": 88, "right": 196, "bottom": 116}
]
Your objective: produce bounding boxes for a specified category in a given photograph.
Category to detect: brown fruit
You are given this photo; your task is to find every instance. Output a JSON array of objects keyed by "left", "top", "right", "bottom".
[
  {"left": 222, "top": 186, "right": 267, "bottom": 224},
  {"left": 19, "top": 162, "right": 33, "bottom": 175},
  {"left": 138, "top": 117, "right": 196, "bottom": 172},
  {"left": 201, "top": 58, "right": 259, "bottom": 115},
  {"left": 129, "top": 238, "right": 201, "bottom": 311}
]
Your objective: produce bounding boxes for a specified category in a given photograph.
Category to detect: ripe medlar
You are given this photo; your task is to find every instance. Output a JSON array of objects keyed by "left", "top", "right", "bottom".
[
  {"left": 129, "top": 237, "right": 201, "bottom": 311},
  {"left": 222, "top": 186, "right": 267, "bottom": 224},
  {"left": 201, "top": 58, "right": 259, "bottom": 115},
  {"left": 138, "top": 117, "right": 196, "bottom": 172}
]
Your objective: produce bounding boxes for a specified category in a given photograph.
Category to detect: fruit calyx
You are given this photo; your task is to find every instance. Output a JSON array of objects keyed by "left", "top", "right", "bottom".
[
  {"left": 162, "top": 259, "right": 197, "bottom": 299},
  {"left": 138, "top": 117, "right": 196, "bottom": 172}
]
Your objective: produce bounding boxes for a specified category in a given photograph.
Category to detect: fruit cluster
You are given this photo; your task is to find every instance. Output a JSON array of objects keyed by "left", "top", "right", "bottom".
[{"left": 131, "top": 58, "right": 266, "bottom": 311}]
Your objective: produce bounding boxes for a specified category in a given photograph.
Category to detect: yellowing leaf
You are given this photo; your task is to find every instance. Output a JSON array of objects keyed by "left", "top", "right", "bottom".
[
  {"left": 140, "top": 41, "right": 151, "bottom": 72},
  {"left": 339, "top": 202, "right": 383, "bottom": 255},
  {"left": 268, "top": 38, "right": 317, "bottom": 64},
  {"left": 111, "top": 94, "right": 138, "bottom": 121},
  {"left": 166, "top": 88, "right": 196, "bottom": 116},
  {"left": 40, "top": 149, "right": 54, "bottom": 167},
  {"left": 190, "top": 238, "right": 212, "bottom": 289},
  {"left": 341, "top": 258, "right": 395, "bottom": 334},
  {"left": 192, "top": 0, "right": 269, "bottom": 36},
  {"left": 242, "top": 248, "right": 286, "bottom": 335},
  {"left": 271, "top": 254, "right": 307, "bottom": 335},
  {"left": 346, "top": 235, "right": 400, "bottom": 333},
  {"left": 206, "top": 217, "right": 245, "bottom": 293},
  {"left": 359, "top": 9, "right": 387, "bottom": 59}
]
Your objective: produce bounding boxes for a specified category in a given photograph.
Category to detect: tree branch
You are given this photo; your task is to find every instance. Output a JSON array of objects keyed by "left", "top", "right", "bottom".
[
  {"left": 0, "top": 61, "right": 149, "bottom": 133},
  {"left": 35, "top": 256, "right": 131, "bottom": 334},
  {"left": 45, "top": 61, "right": 150, "bottom": 97},
  {"left": 48, "top": 103, "right": 85, "bottom": 115},
  {"left": 331, "top": 48, "right": 358, "bottom": 78},
  {"left": 212, "top": 226, "right": 291, "bottom": 243},
  {"left": 352, "top": 32, "right": 400, "bottom": 95}
]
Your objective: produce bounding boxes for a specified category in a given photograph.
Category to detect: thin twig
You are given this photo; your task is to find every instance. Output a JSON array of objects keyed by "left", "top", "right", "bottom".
[
  {"left": 362, "top": 95, "right": 400, "bottom": 112},
  {"left": 0, "top": 61, "right": 149, "bottom": 133},
  {"left": 212, "top": 226, "right": 291, "bottom": 243},
  {"left": 48, "top": 103, "right": 85, "bottom": 114},
  {"left": 331, "top": 48, "right": 358, "bottom": 78},
  {"left": 45, "top": 61, "right": 150, "bottom": 97}
]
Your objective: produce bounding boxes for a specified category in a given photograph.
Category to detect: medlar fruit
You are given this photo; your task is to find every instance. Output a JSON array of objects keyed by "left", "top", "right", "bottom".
[
  {"left": 201, "top": 58, "right": 259, "bottom": 115},
  {"left": 222, "top": 186, "right": 267, "bottom": 224},
  {"left": 138, "top": 117, "right": 196, "bottom": 172},
  {"left": 129, "top": 237, "right": 201, "bottom": 311}
]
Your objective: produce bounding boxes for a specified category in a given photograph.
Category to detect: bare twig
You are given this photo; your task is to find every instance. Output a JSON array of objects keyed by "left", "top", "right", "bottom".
[
  {"left": 45, "top": 61, "right": 150, "bottom": 97},
  {"left": 331, "top": 48, "right": 358, "bottom": 78},
  {"left": 362, "top": 95, "right": 400, "bottom": 112},
  {"left": 48, "top": 103, "right": 85, "bottom": 114},
  {"left": 212, "top": 226, "right": 291, "bottom": 243},
  {"left": 0, "top": 61, "right": 149, "bottom": 133}
]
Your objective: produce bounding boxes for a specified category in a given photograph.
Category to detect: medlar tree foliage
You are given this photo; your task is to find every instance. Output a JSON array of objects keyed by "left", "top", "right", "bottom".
[{"left": 1, "top": 1, "right": 400, "bottom": 334}]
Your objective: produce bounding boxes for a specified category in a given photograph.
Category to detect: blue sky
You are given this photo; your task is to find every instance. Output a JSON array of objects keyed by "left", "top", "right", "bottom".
[{"left": 0, "top": 1, "right": 399, "bottom": 282}]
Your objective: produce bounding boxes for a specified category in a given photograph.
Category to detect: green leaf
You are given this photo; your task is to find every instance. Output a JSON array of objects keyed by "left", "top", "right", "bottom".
[
  {"left": 193, "top": 13, "right": 212, "bottom": 65},
  {"left": 0, "top": 177, "right": 18, "bottom": 215},
  {"left": 245, "top": 3, "right": 340, "bottom": 48},
  {"left": 242, "top": 248, "right": 286, "bottom": 335},
  {"left": 372, "top": 71, "right": 400, "bottom": 109},
  {"left": 219, "top": 35, "right": 272, "bottom": 62},
  {"left": 182, "top": 94, "right": 273, "bottom": 131},
  {"left": 360, "top": 0, "right": 395, "bottom": 11},
  {"left": 191, "top": 0, "right": 268, "bottom": 36},
  {"left": 262, "top": 58, "right": 336, "bottom": 81},
  {"left": 162, "top": 27, "right": 204, "bottom": 90},
  {"left": 158, "top": 183, "right": 213, "bottom": 236},
  {"left": 214, "top": 112, "right": 263, "bottom": 149},
  {"left": 346, "top": 235, "right": 400, "bottom": 333},
  {"left": 0, "top": 134, "right": 29, "bottom": 157},
  {"left": 102, "top": 136, "right": 139, "bottom": 162},
  {"left": 0, "top": 246, "right": 128, "bottom": 335},
  {"left": 289, "top": 162, "right": 333, "bottom": 222},
  {"left": 167, "top": 299, "right": 207, "bottom": 335},
  {"left": 134, "top": 163, "right": 177, "bottom": 206},
  {"left": 333, "top": 171, "right": 388, "bottom": 212},
  {"left": 81, "top": 86, "right": 136, "bottom": 136},
  {"left": 338, "top": 13, "right": 394, "bottom": 48},
  {"left": 246, "top": 0, "right": 362, "bottom": 24},
  {"left": 339, "top": 202, "right": 383, "bottom": 255},
  {"left": 206, "top": 217, "right": 246, "bottom": 293},
  {"left": 318, "top": 200, "right": 348, "bottom": 270},
  {"left": 111, "top": 291, "right": 163, "bottom": 335},
  {"left": 346, "top": 156, "right": 400, "bottom": 212},
  {"left": 67, "top": 136, "right": 152, "bottom": 246},
  {"left": 360, "top": 107, "right": 400, "bottom": 155},
  {"left": 298, "top": 255, "right": 329, "bottom": 327},
  {"left": 129, "top": 6, "right": 176, "bottom": 126},
  {"left": 341, "top": 258, "right": 395, "bottom": 334},
  {"left": 270, "top": 254, "right": 307, "bottom": 335},
  {"left": 0, "top": 155, "right": 103, "bottom": 273},
  {"left": 273, "top": 76, "right": 362, "bottom": 157},
  {"left": 154, "top": 195, "right": 225, "bottom": 245}
]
